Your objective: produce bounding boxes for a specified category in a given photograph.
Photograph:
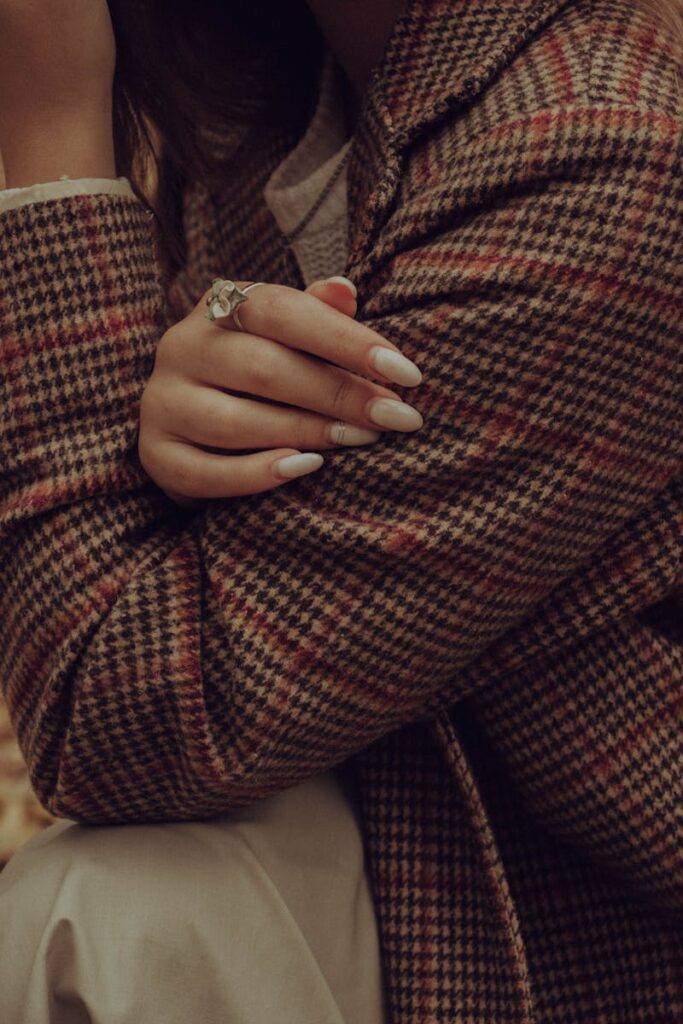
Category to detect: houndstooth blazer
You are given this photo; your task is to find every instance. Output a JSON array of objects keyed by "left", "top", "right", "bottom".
[{"left": 1, "top": 0, "right": 682, "bottom": 1019}]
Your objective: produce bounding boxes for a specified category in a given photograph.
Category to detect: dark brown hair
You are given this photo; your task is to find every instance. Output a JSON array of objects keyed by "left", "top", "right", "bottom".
[
  {"left": 109, "top": 0, "right": 323, "bottom": 282},
  {"left": 109, "top": 0, "right": 682, "bottom": 285}
]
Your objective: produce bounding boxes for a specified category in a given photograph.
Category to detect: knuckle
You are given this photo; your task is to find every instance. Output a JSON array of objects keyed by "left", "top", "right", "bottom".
[
  {"left": 171, "top": 461, "right": 203, "bottom": 499},
  {"left": 330, "top": 373, "right": 353, "bottom": 415},
  {"left": 209, "top": 397, "right": 235, "bottom": 439},
  {"left": 142, "top": 379, "right": 176, "bottom": 429},
  {"left": 156, "top": 386, "right": 178, "bottom": 424},
  {"left": 155, "top": 324, "right": 185, "bottom": 367},
  {"left": 138, "top": 381, "right": 154, "bottom": 420},
  {"left": 137, "top": 434, "right": 162, "bottom": 480},
  {"left": 258, "top": 286, "right": 292, "bottom": 332},
  {"left": 327, "top": 319, "right": 353, "bottom": 352},
  {"left": 294, "top": 417, "right": 316, "bottom": 452},
  {"left": 245, "top": 352, "right": 277, "bottom": 393},
  {"left": 318, "top": 317, "right": 358, "bottom": 366}
]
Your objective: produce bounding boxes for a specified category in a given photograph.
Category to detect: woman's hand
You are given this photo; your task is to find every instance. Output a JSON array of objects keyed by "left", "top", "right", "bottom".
[
  {"left": 0, "top": 0, "right": 116, "bottom": 186},
  {"left": 139, "top": 278, "right": 424, "bottom": 506}
]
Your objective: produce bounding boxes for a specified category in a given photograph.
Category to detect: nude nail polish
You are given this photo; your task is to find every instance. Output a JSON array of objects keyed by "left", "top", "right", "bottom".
[
  {"left": 370, "top": 347, "right": 422, "bottom": 387},
  {"left": 367, "top": 399, "right": 423, "bottom": 431},
  {"left": 275, "top": 453, "right": 324, "bottom": 479}
]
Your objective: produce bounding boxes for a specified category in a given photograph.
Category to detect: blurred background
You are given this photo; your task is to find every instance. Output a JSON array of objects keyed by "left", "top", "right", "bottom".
[{"left": 0, "top": 697, "right": 53, "bottom": 867}]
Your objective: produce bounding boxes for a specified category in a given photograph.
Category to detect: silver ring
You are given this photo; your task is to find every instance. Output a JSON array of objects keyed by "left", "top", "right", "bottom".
[
  {"left": 205, "top": 278, "right": 249, "bottom": 322},
  {"left": 232, "top": 282, "right": 268, "bottom": 332},
  {"left": 332, "top": 421, "right": 346, "bottom": 445}
]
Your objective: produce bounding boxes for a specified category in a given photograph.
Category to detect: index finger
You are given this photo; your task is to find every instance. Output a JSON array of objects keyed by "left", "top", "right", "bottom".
[{"left": 199, "top": 282, "right": 423, "bottom": 389}]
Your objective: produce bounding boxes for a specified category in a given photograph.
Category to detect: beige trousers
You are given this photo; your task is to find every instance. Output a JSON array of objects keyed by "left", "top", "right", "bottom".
[{"left": 0, "top": 773, "right": 386, "bottom": 1024}]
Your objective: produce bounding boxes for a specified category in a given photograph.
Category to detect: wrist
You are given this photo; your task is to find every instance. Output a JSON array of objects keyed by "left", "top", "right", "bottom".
[{"left": 1, "top": 112, "right": 116, "bottom": 189}]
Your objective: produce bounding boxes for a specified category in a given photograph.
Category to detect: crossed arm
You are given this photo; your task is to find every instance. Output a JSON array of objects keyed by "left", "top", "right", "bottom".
[{"left": 1, "top": 105, "right": 681, "bottom": 830}]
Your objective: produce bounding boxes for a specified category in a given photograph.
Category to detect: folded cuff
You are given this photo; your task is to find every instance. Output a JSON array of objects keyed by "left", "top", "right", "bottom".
[{"left": 0, "top": 176, "right": 134, "bottom": 214}]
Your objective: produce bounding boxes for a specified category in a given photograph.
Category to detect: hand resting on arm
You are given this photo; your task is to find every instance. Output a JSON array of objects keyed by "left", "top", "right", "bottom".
[{"left": 138, "top": 277, "right": 423, "bottom": 506}]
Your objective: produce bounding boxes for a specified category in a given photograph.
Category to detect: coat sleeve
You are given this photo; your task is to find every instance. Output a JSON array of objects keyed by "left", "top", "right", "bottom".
[{"left": 1, "top": 108, "right": 681, "bottom": 825}]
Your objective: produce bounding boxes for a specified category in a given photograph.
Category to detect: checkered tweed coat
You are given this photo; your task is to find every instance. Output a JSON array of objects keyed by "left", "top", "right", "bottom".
[{"left": 1, "top": 0, "right": 682, "bottom": 1019}]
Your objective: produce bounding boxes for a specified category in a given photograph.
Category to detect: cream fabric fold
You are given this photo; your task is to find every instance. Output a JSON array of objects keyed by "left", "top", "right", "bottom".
[{"left": 0, "top": 773, "right": 386, "bottom": 1024}]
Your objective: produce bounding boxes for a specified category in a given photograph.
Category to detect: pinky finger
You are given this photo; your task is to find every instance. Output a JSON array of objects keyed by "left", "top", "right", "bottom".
[{"left": 154, "top": 443, "right": 325, "bottom": 504}]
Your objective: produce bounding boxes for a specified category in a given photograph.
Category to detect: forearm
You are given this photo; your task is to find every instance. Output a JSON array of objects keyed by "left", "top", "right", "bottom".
[
  {"left": 2, "top": 107, "right": 681, "bottom": 832},
  {"left": 0, "top": 190, "right": 187, "bottom": 822},
  {"left": 0, "top": 113, "right": 116, "bottom": 188},
  {"left": 0, "top": 0, "right": 117, "bottom": 187}
]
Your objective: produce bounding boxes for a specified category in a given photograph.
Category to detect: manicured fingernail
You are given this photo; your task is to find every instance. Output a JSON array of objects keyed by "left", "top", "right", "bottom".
[
  {"left": 326, "top": 276, "right": 357, "bottom": 298},
  {"left": 275, "top": 453, "right": 324, "bottom": 479},
  {"left": 327, "top": 422, "right": 381, "bottom": 445},
  {"left": 370, "top": 347, "right": 422, "bottom": 386},
  {"left": 367, "top": 399, "right": 423, "bottom": 431}
]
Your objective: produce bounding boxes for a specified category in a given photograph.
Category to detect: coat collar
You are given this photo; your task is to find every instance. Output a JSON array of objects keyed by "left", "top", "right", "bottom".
[{"left": 347, "top": 0, "right": 572, "bottom": 270}]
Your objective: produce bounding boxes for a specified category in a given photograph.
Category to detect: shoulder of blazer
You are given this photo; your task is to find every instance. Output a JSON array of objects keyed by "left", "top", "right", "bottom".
[
  {"left": 363, "top": 0, "right": 680, "bottom": 146},
  {"left": 347, "top": 0, "right": 682, "bottom": 268}
]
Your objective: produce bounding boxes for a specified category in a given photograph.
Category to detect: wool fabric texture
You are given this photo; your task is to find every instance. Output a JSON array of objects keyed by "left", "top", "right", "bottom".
[{"left": 1, "top": 1, "right": 682, "bottom": 1021}]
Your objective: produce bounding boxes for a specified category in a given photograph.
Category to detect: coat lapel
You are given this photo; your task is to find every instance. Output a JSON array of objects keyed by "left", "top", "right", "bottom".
[
  {"left": 347, "top": 0, "right": 573, "bottom": 268},
  {"left": 205, "top": 1, "right": 572, "bottom": 288}
]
